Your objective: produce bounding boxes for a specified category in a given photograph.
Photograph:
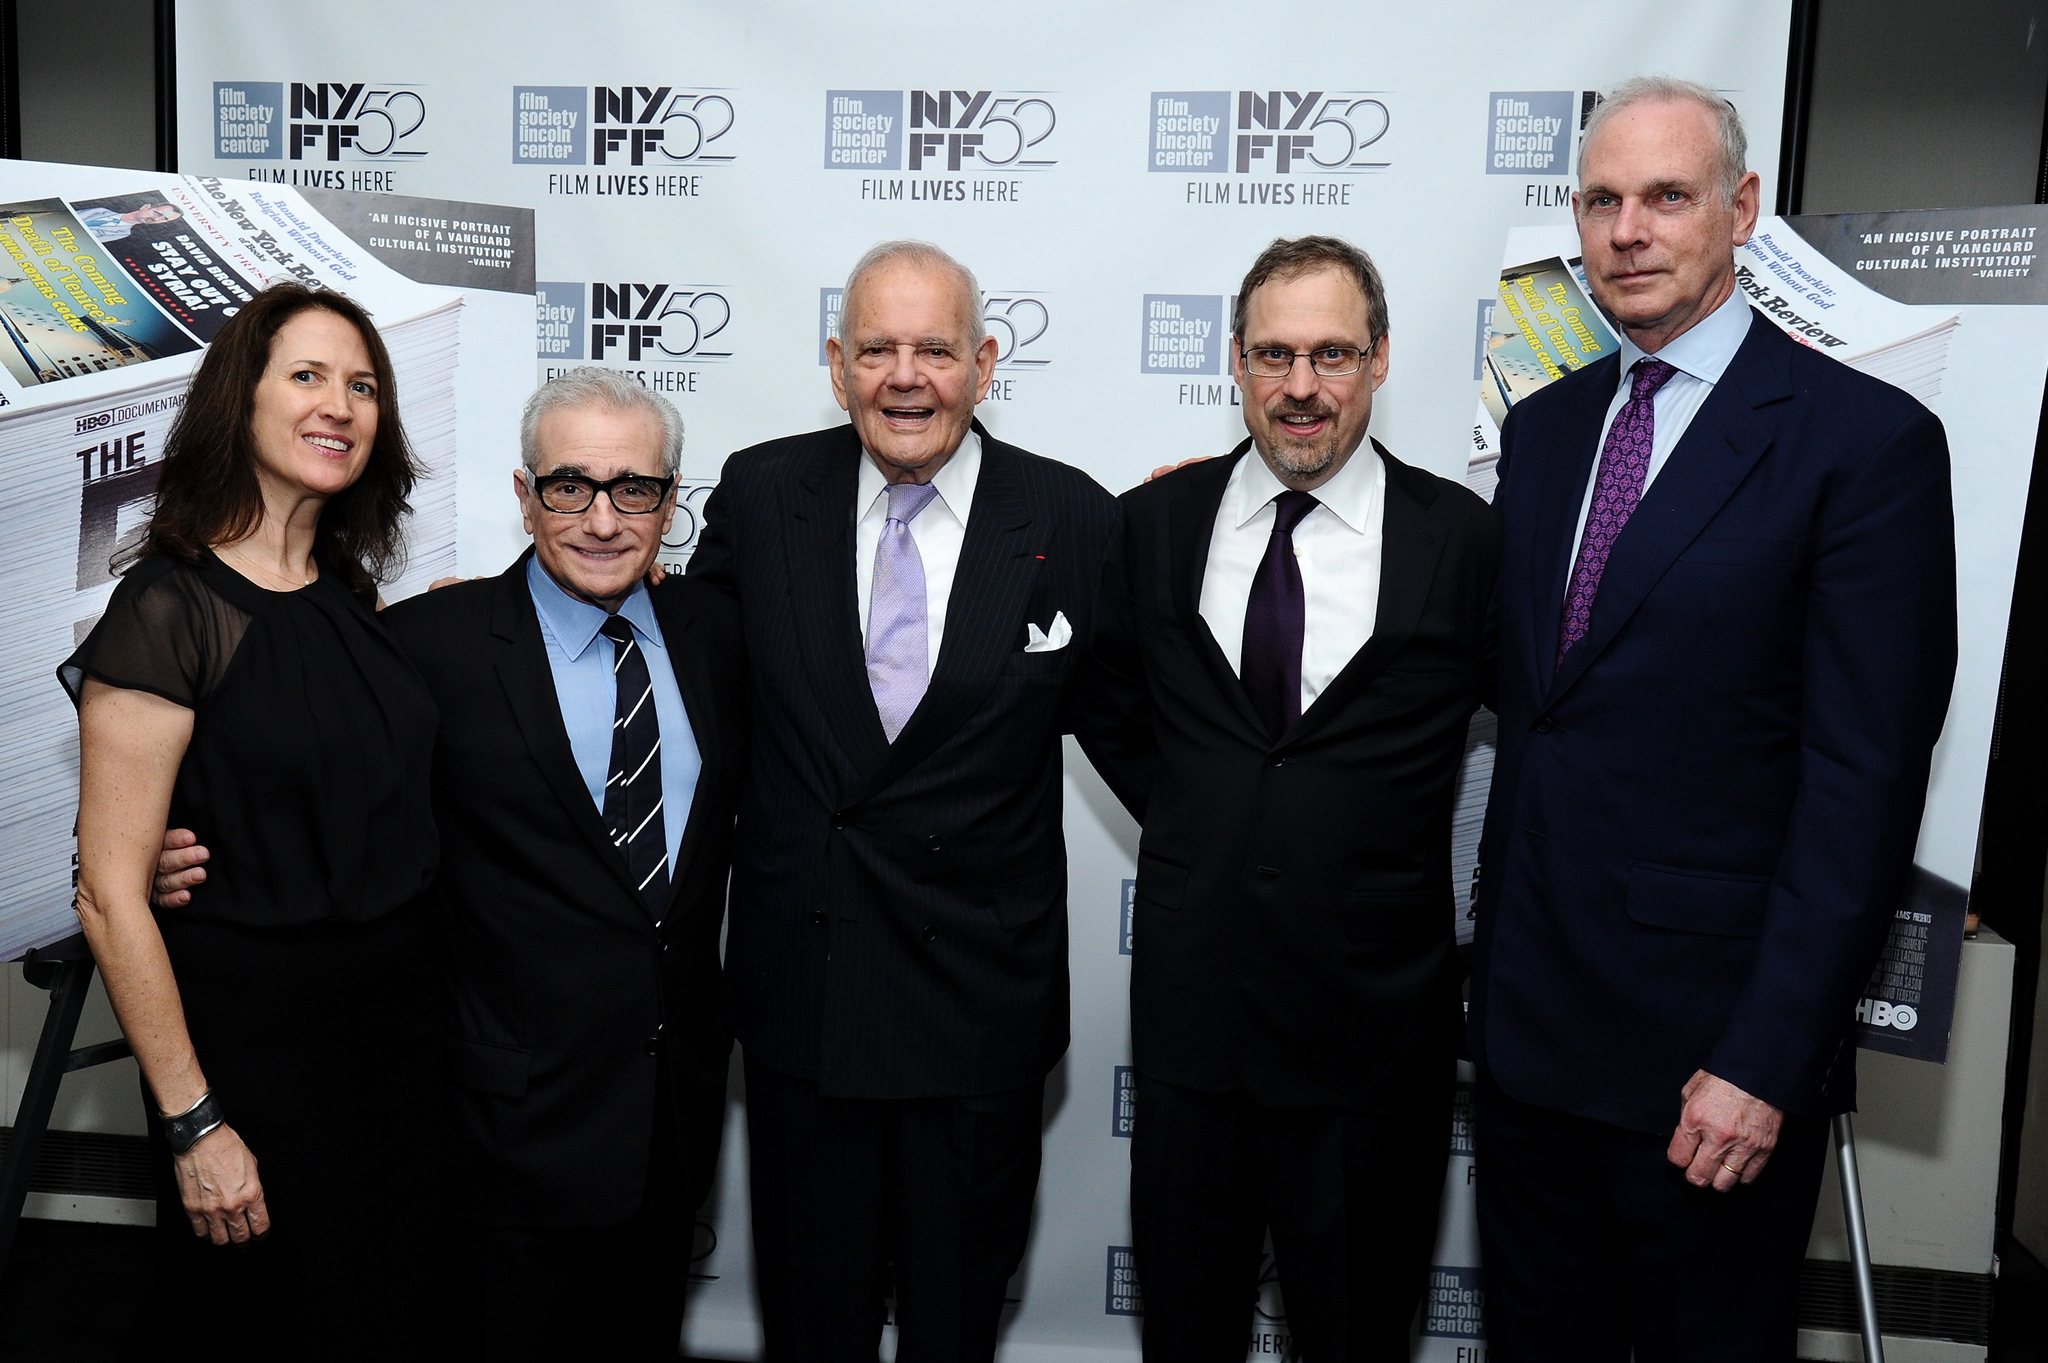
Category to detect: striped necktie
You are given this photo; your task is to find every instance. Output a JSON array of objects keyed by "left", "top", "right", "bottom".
[{"left": 599, "top": 614, "right": 667, "bottom": 921}]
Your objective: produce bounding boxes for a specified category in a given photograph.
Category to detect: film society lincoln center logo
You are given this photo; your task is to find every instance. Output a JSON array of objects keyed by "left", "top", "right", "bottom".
[
  {"left": 1149, "top": 89, "right": 1390, "bottom": 204},
  {"left": 512, "top": 86, "right": 734, "bottom": 176},
  {"left": 1486, "top": 90, "right": 1575, "bottom": 176},
  {"left": 824, "top": 89, "right": 1055, "bottom": 201},
  {"left": 213, "top": 81, "right": 426, "bottom": 164}
]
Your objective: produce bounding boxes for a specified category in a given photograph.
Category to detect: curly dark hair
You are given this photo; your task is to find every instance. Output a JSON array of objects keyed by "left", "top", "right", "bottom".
[{"left": 125, "top": 282, "right": 420, "bottom": 599}]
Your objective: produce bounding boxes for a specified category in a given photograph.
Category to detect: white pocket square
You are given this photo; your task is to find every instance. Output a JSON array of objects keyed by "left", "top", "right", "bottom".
[{"left": 1024, "top": 611, "right": 1073, "bottom": 653}]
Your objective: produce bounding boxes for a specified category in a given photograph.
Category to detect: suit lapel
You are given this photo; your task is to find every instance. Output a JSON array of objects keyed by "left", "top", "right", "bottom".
[
  {"left": 845, "top": 424, "right": 1042, "bottom": 805},
  {"left": 488, "top": 554, "right": 643, "bottom": 908},
  {"left": 782, "top": 430, "right": 893, "bottom": 781},
  {"left": 1543, "top": 311, "right": 1790, "bottom": 707},
  {"left": 1285, "top": 442, "right": 1447, "bottom": 749},
  {"left": 647, "top": 581, "right": 720, "bottom": 918},
  {"left": 1166, "top": 441, "right": 1268, "bottom": 742}
]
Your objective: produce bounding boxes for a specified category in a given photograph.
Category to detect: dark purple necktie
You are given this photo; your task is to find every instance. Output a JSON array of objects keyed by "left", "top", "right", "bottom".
[
  {"left": 1241, "top": 489, "right": 1320, "bottom": 738},
  {"left": 1558, "top": 358, "right": 1678, "bottom": 665}
]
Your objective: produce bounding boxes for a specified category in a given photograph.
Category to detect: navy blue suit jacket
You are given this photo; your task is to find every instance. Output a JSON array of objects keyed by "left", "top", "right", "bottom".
[{"left": 1470, "top": 306, "right": 1957, "bottom": 1134}]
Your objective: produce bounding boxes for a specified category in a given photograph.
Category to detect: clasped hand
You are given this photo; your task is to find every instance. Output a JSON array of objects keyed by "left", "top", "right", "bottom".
[{"left": 1668, "top": 1069, "right": 1783, "bottom": 1193}]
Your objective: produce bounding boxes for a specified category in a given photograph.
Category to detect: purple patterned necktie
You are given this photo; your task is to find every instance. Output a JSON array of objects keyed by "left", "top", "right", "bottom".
[
  {"left": 1558, "top": 358, "right": 1678, "bottom": 665},
  {"left": 1241, "top": 489, "right": 1320, "bottom": 739},
  {"left": 867, "top": 479, "right": 942, "bottom": 742}
]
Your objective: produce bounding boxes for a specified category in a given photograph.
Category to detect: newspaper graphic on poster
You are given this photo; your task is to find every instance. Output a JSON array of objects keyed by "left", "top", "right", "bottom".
[
  {"left": 69, "top": 188, "right": 264, "bottom": 341},
  {"left": 0, "top": 161, "right": 535, "bottom": 963},
  {"left": 1481, "top": 257, "right": 1619, "bottom": 426},
  {"left": 1463, "top": 211, "right": 2048, "bottom": 1065},
  {"left": 0, "top": 197, "right": 202, "bottom": 386}
]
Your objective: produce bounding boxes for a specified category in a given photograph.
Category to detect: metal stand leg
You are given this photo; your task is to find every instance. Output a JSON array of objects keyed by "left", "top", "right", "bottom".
[
  {"left": 0, "top": 958, "right": 96, "bottom": 1269},
  {"left": 1833, "top": 1112, "right": 1886, "bottom": 1363}
]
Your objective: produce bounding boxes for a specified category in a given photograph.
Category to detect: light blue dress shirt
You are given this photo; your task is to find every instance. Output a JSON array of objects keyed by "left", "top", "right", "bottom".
[
  {"left": 1565, "top": 286, "right": 1757, "bottom": 576},
  {"left": 527, "top": 555, "right": 700, "bottom": 875}
]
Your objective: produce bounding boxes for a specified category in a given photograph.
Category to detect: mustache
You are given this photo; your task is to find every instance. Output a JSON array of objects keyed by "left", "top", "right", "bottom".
[{"left": 1266, "top": 396, "right": 1339, "bottom": 420}]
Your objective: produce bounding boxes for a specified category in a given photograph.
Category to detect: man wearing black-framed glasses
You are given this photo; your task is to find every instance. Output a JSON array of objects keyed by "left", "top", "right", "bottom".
[
  {"left": 154, "top": 366, "right": 749, "bottom": 1359},
  {"left": 1077, "top": 235, "right": 1500, "bottom": 1360}
]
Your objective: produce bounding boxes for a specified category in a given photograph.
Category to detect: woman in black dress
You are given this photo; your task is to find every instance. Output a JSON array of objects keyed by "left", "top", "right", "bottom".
[{"left": 63, "top": 283, "right": 441, "bottom": 1357}]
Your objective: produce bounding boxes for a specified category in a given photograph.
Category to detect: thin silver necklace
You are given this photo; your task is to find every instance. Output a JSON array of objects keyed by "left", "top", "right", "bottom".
[{"left": 219, "top": 543, "right": 313, "bottom": 590}]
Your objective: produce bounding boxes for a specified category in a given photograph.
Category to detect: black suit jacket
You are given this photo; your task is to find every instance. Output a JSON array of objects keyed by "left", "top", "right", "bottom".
[
  {"left": 1472, "top": 309, "right": 1956, "bottom": 1133},
  {"left": 383, "top": 552, "right": 748, "bottom": 1227},
  {"left": 1078, "top": 439, "right": 1500, "bottom": 1110},
  {"left": 686, "top": 420, "right": 1118, "bottom": 1100}
]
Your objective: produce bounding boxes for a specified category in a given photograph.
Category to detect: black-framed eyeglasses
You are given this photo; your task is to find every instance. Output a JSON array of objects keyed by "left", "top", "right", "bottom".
[
  {"left": 1240, "top": 345, "right": 1367, "bottom": 378},
  {"left": 531, "top": 473, "right": 676, "bottom": 515}
]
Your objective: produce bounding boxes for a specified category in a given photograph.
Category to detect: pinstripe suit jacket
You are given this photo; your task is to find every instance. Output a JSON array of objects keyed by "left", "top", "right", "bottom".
[{"left": 687, "top": 420, "right": 1119, "bottom": 1099}]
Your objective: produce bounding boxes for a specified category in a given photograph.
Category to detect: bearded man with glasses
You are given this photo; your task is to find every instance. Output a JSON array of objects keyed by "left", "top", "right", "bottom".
[{"left": 1076, "top": 234, "right": 1501, "bottom": 1360}]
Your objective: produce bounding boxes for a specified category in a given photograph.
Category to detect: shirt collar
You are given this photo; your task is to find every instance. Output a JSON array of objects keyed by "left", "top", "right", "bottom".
[
  {"left": 1231, "top": 439, "right": 1383, "bottom": 534},
  {"left": 1616, "top": 284, "right": 1753, "bottom": 387},
  {"left": 856, "top": 428, "right": 982, "bottom": 523},
  {"left": 526, "top": 552, "right": 660, "bottom": 662}
]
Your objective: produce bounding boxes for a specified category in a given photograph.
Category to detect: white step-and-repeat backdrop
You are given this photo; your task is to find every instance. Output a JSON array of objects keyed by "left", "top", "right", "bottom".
[{"left": 170, "top": 4, "right": 1797, "bottom": 1358}]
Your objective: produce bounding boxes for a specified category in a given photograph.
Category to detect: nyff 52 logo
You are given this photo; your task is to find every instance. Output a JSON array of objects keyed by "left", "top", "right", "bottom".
[
  {"left": 214, "top": 81, "right": 426, "bottom": 161},
  {"left": 537, "top": 281, "right": 732, "bottom": 363},
  {"left": 824, "top": 89, "right": 1056, "bottom": 171},
  {"left": 1148, "top": 90, "right": 1389, "bottom": 173},
  {"left": 513, "top": 86, "right": 735, "bottom": 166}
]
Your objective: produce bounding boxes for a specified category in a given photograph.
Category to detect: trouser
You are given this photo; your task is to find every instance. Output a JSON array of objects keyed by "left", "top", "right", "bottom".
[
  {"left": 1129, "top": 1063, "right": 1455, "bottom": 1363},
  {"left": 458, "top": 1069, "right": 693, "bottom": 1362},
  {"left": 743, "top": 1051, "right": 1044, "bottom": 1363},
  {"left": 1473, "top": 1067, "right": 1830, "bottom": 1362}
]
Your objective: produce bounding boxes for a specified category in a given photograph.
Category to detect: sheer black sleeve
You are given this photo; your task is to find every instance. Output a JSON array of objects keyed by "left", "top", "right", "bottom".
[{"left": 59, "top": 555, "right": 253, "bottom": 710}]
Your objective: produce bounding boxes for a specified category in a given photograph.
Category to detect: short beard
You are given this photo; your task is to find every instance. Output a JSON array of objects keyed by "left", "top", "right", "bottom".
[{"left": 1257, "top": 400, "right": 1343, "bottom": 481}]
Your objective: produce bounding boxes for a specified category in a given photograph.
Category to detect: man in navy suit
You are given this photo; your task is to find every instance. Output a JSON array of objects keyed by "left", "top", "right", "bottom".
[{"left": 1472, "top": 77, "right": 1956, "bottom": 1359}]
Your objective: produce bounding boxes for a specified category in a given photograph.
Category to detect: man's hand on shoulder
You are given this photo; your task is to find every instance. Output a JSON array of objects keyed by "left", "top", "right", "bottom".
[
  {"left": 1668, "top": 1069, "right": 1784, "bottom": 1192},
  {"left": 152, "top": 828, "right": 209, "bottom": 910},
  {"left": 1146, "top": 455, "right": 1215, "bottom": 482}
]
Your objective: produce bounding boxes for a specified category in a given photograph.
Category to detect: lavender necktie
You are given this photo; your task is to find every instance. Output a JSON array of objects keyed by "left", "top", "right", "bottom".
[
  {"left": 1558, "top": 358, "right": 1678, "bottom": 664},
  {"left": 867, "top": 480, "right": 942, "bottom": 742},
  {"left": 1241, "top": 489, "right": 1320, "bottom": 739}
]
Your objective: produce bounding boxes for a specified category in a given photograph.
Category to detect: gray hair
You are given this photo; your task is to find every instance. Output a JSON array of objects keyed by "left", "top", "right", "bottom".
[
  {"left": 836, "top": 239, "right": 987, "bottom": 354},
  {"left": 1581, "top": 75, "right": 1749, "bottom": 206},
  {"left": 519, "top": 366, "right": 683, "bottom": 477}
]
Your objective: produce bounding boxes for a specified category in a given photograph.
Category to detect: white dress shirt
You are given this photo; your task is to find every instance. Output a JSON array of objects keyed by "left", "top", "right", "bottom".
[
  {"left": 1565, "top": 288, "right": 1755, "bottom": 580},
  {"left": 1199, "top": 442, "right": 1386, "bottom": 714},
  {"left": 854, "top": 430, "right": 981, "bottom": 681}
]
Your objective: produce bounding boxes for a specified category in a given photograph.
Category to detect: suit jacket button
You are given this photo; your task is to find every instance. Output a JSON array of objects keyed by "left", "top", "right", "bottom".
[
  {"left": 1534, "top": 717, "right": 1555, "bottom": 734},
  {"left": 809, "top": 910, "right": 828, "bottom": 925},
  {"left": 1268, "top": 756, "right": 1286, "bottom": 768},
  {"left": 645, "top": 1031, "right": 663, "bottom": 1055},
  {"left": 922, "top": 925, "right": 939, "bottom": 942},
  {"left": 927, "top": 834, "right": 943, "bottom": 852},
  {"left": 832, "top": 813, "right": 848, "bottom": 830}
]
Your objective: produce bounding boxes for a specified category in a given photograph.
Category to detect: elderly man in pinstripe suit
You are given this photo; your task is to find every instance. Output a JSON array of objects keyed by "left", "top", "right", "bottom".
[{"left": 687, "top": 240, "right": 1123, "bottom": 1362}]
